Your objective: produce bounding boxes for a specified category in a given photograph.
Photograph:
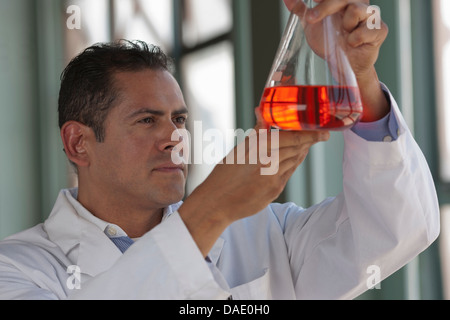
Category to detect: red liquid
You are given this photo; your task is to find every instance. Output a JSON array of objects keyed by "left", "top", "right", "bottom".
[{"left": 260, "top": 85, "right": 363, "bottom": 131}]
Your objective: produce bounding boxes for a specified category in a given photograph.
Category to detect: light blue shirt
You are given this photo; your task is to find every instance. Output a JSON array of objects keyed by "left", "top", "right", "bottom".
[
  {"left": 352, "top": 108, "right": 399, "bottom": 142},
  {"left": 351, "top": 86, "right": 399, "bottom": 142}
]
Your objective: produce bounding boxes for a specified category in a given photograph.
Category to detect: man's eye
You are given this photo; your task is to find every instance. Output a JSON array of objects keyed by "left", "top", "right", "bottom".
[
  {"left": 174, "top": 116, "right": 187, "bottom": 124},
  {"left": 139, "top": 117, "right": 154, "bottom": 124}
]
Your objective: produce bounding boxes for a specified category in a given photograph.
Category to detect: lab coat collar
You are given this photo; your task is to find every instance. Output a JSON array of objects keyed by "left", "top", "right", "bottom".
[
  {"left": 44, "top": 189, "right": 225, "bottom": 277},
  {"left": 44, "top": 189, "right": 81, "bottom": 256},
  {"left": 44, "top": 189, "right": 124, "bottom": 277}
]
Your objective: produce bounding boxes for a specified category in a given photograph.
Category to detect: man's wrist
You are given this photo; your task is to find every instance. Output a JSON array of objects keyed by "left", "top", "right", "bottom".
[
  {"left": 356, "top": 67, "right": 390, "bottom": 122},
  {"left": 178, "top": 189, "right": 231, "bottom": 258},
  {"left": 351, "top": 85, "right": 399, "bottom": 142}
]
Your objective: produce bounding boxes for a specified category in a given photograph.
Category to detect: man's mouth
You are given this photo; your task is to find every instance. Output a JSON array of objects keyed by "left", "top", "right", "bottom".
[{"left": 153, "top": 163, "right": 185, "bottom": 173}]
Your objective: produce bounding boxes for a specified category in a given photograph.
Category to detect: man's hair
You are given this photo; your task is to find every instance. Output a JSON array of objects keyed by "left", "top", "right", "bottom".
[{"left": 58, "top": 40, "right": 173, "bottom": 142}]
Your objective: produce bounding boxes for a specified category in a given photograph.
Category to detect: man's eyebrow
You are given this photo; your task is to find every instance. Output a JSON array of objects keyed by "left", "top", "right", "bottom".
[
  {"left": 172, "top": 107, "right": 189, "bottom": 116},
  {"left": 127, "top": 107, "right": 188, "bottom": 118}
]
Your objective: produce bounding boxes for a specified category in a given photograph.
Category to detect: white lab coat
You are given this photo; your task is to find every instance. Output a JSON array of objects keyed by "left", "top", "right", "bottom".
[{"left": 0, "top": 88, "right": 440, "bottom": 300}]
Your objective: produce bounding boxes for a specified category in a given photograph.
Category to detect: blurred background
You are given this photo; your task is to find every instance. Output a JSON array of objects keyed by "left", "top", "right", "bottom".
[{"left": 0, "top": 0, "right": 449, "bottom": 300}]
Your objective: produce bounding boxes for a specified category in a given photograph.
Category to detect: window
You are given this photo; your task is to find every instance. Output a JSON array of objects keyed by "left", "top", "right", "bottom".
[
  {"left": 111, "top": 0, "right": 174, "bottom": 51},
  {"left": 434, "top": 0, "right": 450, "bottom": 182},
  {"left": 434, "top": 0, "right": 450, "bottom": 300},
  {"left": 181, "top": 41, "right": 235, "bottom": 194},
  {"left": 182, "top": 0, "right": 232, "bottom": 47}
]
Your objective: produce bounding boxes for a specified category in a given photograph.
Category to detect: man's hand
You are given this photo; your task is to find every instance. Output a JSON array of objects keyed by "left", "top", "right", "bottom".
[
  {"left": 284, "top": 0, "right": 390, "bottom": 122},
  {"left": 179, "top": 112, "right": 330, "bottom": 257}
]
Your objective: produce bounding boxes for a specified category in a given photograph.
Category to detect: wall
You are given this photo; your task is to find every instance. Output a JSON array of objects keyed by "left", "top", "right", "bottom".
[{"left": 0, "top": 0, "right": 68, "bottom": 239}]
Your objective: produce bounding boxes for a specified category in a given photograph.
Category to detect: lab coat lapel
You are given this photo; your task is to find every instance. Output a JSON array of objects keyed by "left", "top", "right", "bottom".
[
  {"left": 45, "top": 190, "right": 122, "bottom": 277},
  {"left": 46, "top": 190, "right": 225, "bottom": 277},
  {"left": 76, "top": 219, "right": 122, "bottom": 277},
  {"left": 209, "top": 237, "right": 225, "bottom": 265},
  {"left": 44, "top": 190, "right": 82, "bottom": 257}
]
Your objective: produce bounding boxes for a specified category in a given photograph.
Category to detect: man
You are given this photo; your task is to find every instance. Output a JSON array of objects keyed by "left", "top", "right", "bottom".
[{"left": 0, "top": 0, "right": 440, "bottom": 299}]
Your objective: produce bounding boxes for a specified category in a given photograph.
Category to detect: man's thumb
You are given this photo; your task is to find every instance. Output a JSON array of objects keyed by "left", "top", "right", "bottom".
[{"left": 283, "top": 0, "right": 300, "bottom": 12}]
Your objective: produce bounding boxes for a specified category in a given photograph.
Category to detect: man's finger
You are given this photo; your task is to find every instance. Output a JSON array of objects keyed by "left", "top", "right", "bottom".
[
  {"left": 347, "top": 21, "right": 388, "bottom": 48},
  {"left": 306, "top": 0, "right": 369, "bottom": 24},
  {"left": 277, "top": 149, "right": 311, "bottom": 178},
  {"left": 277, "top": 145, "right": 310, "bottom": 163},
  {"left": 283, "top": 0, "right": 300, "bottom": 12},
  {"left": 278, "top": 130, "right": 330, "bottom": 148},
  {"left": 341, "top": 2, "right": 371, "bottom": 33},
  {"left": 284, "top": 0, "right": 308, "bottom": 17}
]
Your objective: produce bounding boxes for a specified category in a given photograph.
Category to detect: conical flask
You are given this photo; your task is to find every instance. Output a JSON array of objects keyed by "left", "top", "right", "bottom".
[{"left": 260, "top": 0, "right": 363, "bottom": 131}]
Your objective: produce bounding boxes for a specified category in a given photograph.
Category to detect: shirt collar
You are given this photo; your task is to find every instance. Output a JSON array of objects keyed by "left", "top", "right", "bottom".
[{"left": 67, "top": 188, "right": 183, "bottom": 238}]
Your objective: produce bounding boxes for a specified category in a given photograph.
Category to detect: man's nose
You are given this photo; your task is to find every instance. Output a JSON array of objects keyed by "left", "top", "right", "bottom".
[{"left": 157, "top": 122, "right": 183, "bottom": 152}]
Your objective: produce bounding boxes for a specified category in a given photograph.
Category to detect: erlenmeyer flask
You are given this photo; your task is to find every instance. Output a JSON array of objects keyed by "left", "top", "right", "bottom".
[{"left": 259, "top": 0, "right": 363, "bottom": 131}]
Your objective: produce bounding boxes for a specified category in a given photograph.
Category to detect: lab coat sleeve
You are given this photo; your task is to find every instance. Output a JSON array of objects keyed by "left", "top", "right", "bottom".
[
  {"left": 0, "top": 265, "right": 58, "bottom": 300},
  {"left": 283, "top": 87, "right": 440, "bottom": 299},
  {"left": 69, "top": 212, "right": 230, "bottom": 300},
  {"left": 0, "top": 255, "right": 61, "bottom": 300}
]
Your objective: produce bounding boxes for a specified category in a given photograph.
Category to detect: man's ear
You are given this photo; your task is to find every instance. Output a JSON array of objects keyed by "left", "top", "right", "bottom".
[{"left": 60, "top": 121, "right": 93, "bottom": 168}]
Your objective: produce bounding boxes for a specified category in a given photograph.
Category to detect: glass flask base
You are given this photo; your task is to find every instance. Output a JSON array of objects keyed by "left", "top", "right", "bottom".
[{"left": 260, "top": 85, "right": 363, "bottom": 131}]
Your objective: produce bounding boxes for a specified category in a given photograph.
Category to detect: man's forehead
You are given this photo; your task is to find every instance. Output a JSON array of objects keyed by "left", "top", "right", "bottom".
[
  {"left": 112, "top": 69, "right": 186, "bottom": 107},
  {"left": 109, "top": 70, "right": 188, "bottom": 118},
  {"left": 113, "top": 68, "right": 177, "bottom": 88}
]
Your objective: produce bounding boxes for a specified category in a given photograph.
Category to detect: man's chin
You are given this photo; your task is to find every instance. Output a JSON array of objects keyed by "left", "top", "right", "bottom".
[{"left": 151, "top": 186, "right": 186, "bottom": 206}]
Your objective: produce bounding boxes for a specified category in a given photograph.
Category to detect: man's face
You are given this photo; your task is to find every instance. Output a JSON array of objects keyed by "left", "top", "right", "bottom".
[{"left": 87, "top": 69, "right": 188, "bottom": 210}]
